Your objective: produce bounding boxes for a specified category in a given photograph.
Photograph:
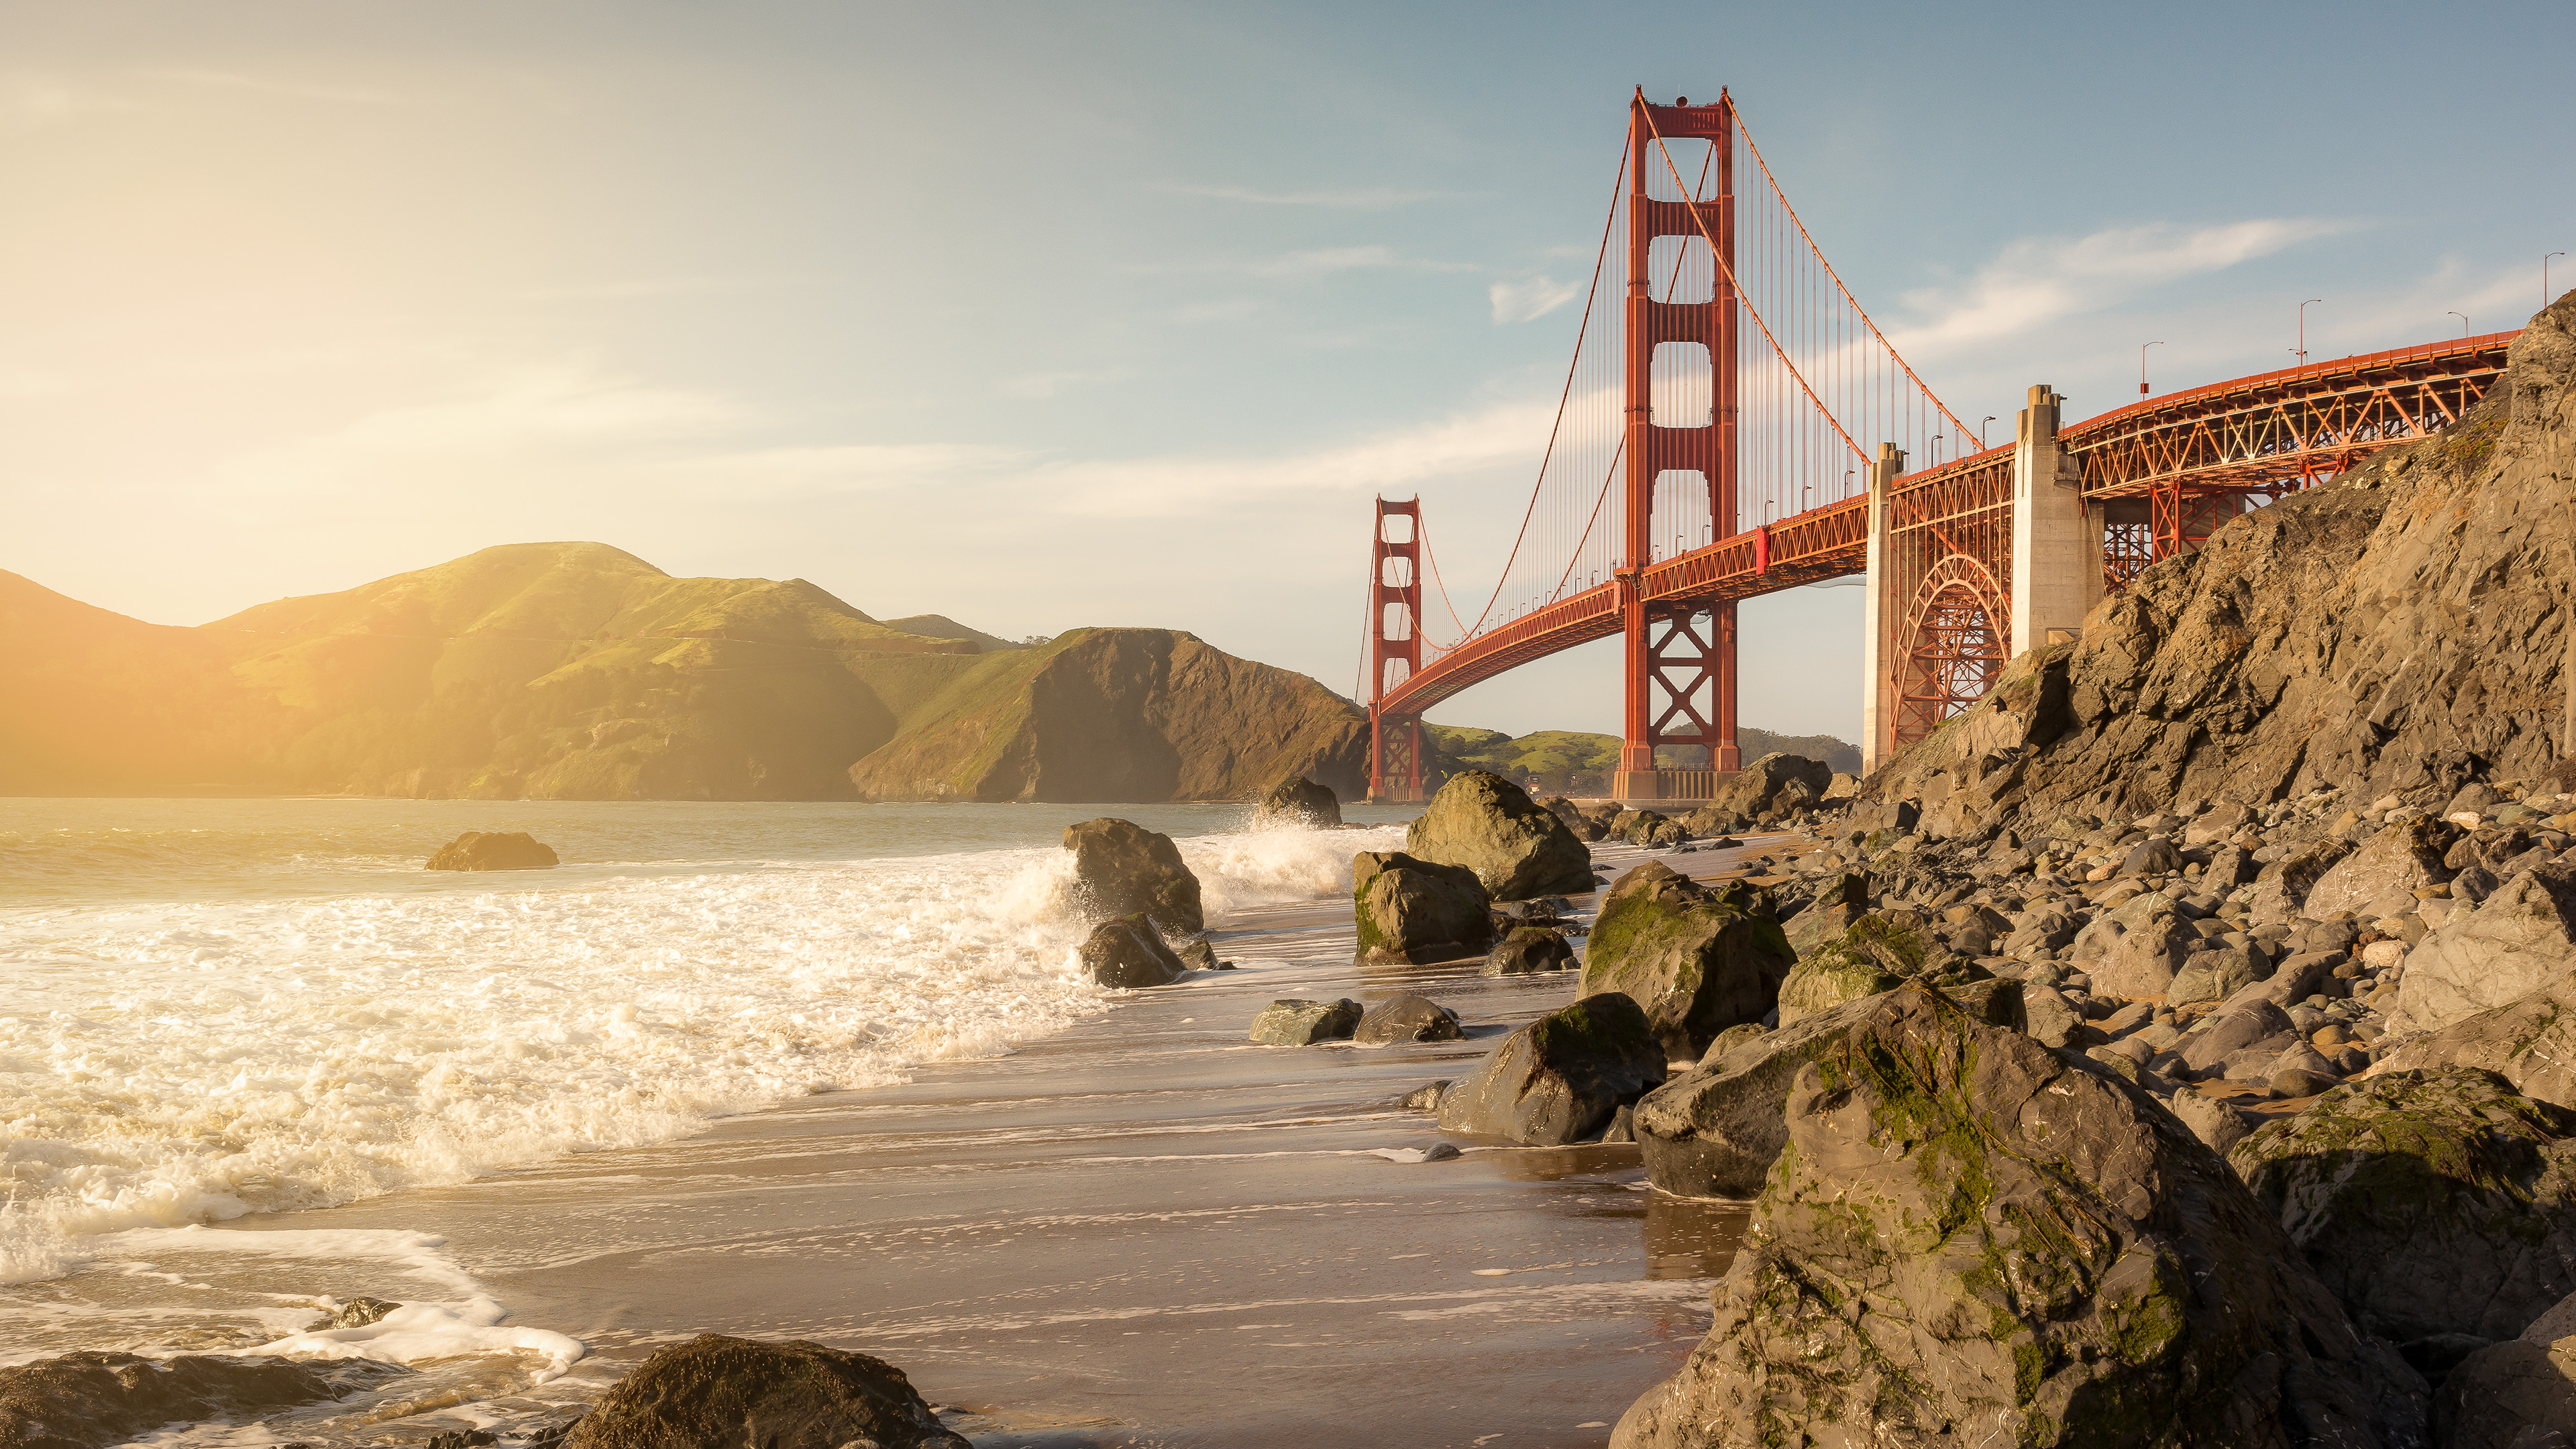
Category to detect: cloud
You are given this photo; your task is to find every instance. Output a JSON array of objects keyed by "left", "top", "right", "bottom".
[
  {"left": 1890, "top": 217, "right": 2357, "bottom": 356},
  {"left": 1490, "top": 275, "right": 1582, "bottom": 324},
  {"left": 1160, "top": 246, "right": 1479, "bottom": 280},
  {"left": 140, "top": 67, "right": 409, "bottom": 107},
  {"left": 1158, "top": 183, "right": 1471, "bottom": 209},
  {"left": 201, "top": 354, "right": 1539, "bottom": 520}
]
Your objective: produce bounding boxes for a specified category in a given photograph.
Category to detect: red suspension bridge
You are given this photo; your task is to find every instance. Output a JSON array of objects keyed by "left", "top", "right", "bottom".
[{"left": 1363, "top": 88, "right": 2512, "bottom": 803}]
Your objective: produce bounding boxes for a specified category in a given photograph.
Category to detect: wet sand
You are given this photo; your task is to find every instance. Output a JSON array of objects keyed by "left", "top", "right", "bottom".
[{"left": 237, "top": 837, "right": 1786, "bottom": 1448}]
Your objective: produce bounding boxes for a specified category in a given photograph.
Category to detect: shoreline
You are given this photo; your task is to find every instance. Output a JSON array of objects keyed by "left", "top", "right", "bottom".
[{"left": 170, "top": 833, "right": 1787, "bottom": 1447}]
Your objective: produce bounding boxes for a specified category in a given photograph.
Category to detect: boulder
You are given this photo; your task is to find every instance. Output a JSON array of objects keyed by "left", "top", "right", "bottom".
[
  {"left": 2022, "top": 984, "right": 2085, "bottom": 1048},
  {"left": 2182, "top": 998, "right": 2299, "bottom": 1075},
  {"left": 1063, "top": 818, "right": 1204, "bottom": 933},
  {"left": 1247, "top": 998, "right": 1362, "bottom": 1046},
  {"left": 0, "top": 1352, "right": 407, "bottom": 1449},
  {"left": 1077, "top": 916, "right": 1190, "bottom": 988},
  {"left": 1780, "top": 869, "right": 1869, "bottom": 959},
  {"left": 2080, "top": 900, "right": 2196, "bottom": 998},
  {"left": 425, "top": 831, "right": 558, "bottom": 870},
  {"left": 2437, "top": 1299, "right": 2576, "bottom": 1449},
  {"left": 1770, "top": 914, "right": 1919, "bottom": 1028},
  {"left": 2122, "top": 835, "right": 2184, "bottom": 875},
  {"left": 2168, "top": 945, "right": 2265, "bottom": 1006},
  {"left": 2229, "top": 1067, "right": 2576, "bottom": 1354},
  {"left": 2379, "top": 981, "right": 2576, "bottom": 1112},
  {"left": 2222, "top": 949, "right": 2345, "bottom": 1012},
  {"left": 1610, "top": 986, "right": 2428, "bottom": 1449},
  {"left": 1403, "top": 770, "right": 1593, "bottom": 900},
  {"left": 563, "top": 1334, "right": 970, "bottom": 1449},
  {"left": 2171, "top": 1089, "right": 2257, "bottom": 1154},
  {"left": 1636, "top": 977, "right": 2023, "bottom": 1199},
  {"left": 2392, "top": 863, "right": 2576, "bottom": 1034},
  {"left": 2251, "top": 839, "right": 2358, "bottom": 925},
  {"left": 1353, "top": 994, "right": 1462, "bottom": 1044},
  {"left": 1435, "top": 993, "right": 1666, "bottom": 1146},
  {"left": 1480, "top": 925, "right": 1574, "bottom": 975},
  {"left": 1248, "top": 774, "right": 1341, "bottom": 828},
  {"left": 1706, "top": 753, "right": 1832, "bottom": 818},
  {"left": 1617, "top": 810, "right": 1687, "bottom": 849},
  {"left": 1352, "top": 851, "right": 1494, "bottom": 965},
  {"left": 2307, "top": 817, "right": 2453, "bottom": 920},
  {"left": 1580, "top": 862, "right": 1794, "bottom": 1061}
]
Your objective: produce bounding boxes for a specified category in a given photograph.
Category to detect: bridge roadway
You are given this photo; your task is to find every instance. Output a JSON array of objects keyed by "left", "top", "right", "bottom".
[{"left": 1377, "top": 329, "right": 2514, "bottom": 722}]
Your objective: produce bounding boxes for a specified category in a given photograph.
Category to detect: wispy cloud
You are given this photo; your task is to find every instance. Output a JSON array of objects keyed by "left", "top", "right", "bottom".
[
  {"left": 1490, "top": 275, "right": 1582, "bottom": 324},
  {"left": 1150, "top": 246, "right": 1479, "bottom": 280},
  {"left": 141, "top": 67, "right": 410, "bottom": 107},
  {"left": 1158, "top": 182, "right": 1472, "bottom": 209},
  {"left": 1890, "top": 218, "right": 2357, "bottom": 355}
]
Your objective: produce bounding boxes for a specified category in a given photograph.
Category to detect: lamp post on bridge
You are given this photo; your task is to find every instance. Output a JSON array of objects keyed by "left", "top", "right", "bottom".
[
  {"left": 2140, "top": 341, "right": 2163, "bottom": 396},
  {"left": 2449, "top": 311, "right": 2471, "bottom": 337},
  {"left": 1980, "top": 416, "right": 1995, "bottom": 451},
  {"left": 2293, "top": 299, "right": 2322, "bottom": 368}
]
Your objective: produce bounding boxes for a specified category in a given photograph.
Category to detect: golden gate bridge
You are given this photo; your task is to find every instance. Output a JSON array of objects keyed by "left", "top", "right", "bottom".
[{"left": 1362, "top": 87, "right": 2512, "bottom": 803}]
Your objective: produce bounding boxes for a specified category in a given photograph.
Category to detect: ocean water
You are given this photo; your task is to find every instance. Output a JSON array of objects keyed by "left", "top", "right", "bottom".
[{"left": 0, "top": 798, "right": 1412, "bottom": 1414}]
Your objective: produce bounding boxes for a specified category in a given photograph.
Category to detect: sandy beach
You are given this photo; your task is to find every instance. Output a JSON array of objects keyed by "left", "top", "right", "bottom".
[{"left": 205, "top": 836, "right": 1774, "bottom": 1448}]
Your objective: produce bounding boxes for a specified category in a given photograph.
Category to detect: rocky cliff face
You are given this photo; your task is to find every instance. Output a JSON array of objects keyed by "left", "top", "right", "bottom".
[
  {"left": 844, "top": 627, "right": 1367, "bottom": 802},
  {"left": 2, "top": 544, "right": 1367, "bottom": 803},
  {"left": 1870, "top": 292, "right": 2576, "bottom": 828}
]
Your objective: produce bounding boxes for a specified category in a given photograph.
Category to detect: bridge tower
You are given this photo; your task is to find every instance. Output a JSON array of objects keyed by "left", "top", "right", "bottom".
[
  {"left": 1367, "top": 498, "right": 1427, "bottom": 802},
  {"left": 1611, "top": 89, "right": 1739, "bottom": 805}
]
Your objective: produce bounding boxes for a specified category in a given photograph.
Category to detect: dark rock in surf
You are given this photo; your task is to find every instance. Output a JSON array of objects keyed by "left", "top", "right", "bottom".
[
  {"left": 1063, "top": 818, "right": 1203, "bottom": 933},
  {"left": 1354, "top": 993, "right": 1463, "bottom": 1044},
  {"left": 0, "top": 1352, "right": 409, "bottom": 1449},
  {"left": 424, "top": 831, "right": 558, "bottom": 871},
  {"left": 1246, "top": 998, "right": 1361, "bottom": 1046},
  {"left": 1482, "top": 925, "right": 1575, "bottom": 975},
  {"left": 1250, "top": 774, "right": 1342, "bottom": 829},
  {"left": 1077, "top": 915, "right": 1189, "bottom": 989},
  {"left": 1436, "top": 993, "right": 1666, "bottom": 1146},
  {"left": 328, "top": 1297, "right": 400, "bottom": 1328},
  {"left": 1353, "top": 851, "right": 1495, "bottom": 964},
  {"left": 563, "top": 1334, "right": 970, "bottom": 1449}
]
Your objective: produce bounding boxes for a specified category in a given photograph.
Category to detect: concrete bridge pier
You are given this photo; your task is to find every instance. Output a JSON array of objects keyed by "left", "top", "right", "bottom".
[{"left": 2008, "top": 384, "right": 2102, "bottom": 657}]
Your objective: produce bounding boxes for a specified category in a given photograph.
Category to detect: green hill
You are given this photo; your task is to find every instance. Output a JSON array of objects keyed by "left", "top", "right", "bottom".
[
  {"left": 1425, "top": 723, "right": 1859, "bottom": 794},
  {"left": 1, "top": 543, "right": 1366, "bottom": 802}
]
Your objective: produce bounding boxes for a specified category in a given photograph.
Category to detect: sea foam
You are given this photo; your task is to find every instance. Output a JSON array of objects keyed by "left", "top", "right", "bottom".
[{"left": 0, "top": 822, "right": 1400, "bottom": 1283}]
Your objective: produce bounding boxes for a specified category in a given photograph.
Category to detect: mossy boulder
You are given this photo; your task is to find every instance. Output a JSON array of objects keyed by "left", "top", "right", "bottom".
[
  {"left": 1611, "top": 985, "right": 2428, "bottom": 1448},
  {"left": 564, "top": 1334, "right": 969, "bottom": 1449},
  {"left": 1781, "top": 869, "right": 1870, "bottom": 959},
  {"left": 1580, "top": 861, "right": 1793, "bottom": 1061},
  {"left": 1352, "top": 851, "right": 1493, "bottom": 965},
  {"left": 2379, "top": 981, "right": 2576, "bottom": 1112},
  {"left": 1436, "top": 993, "right": 1665, "bottom": 1146},
  {"left": 1403, "top": 769, "right": 1593, "bottom": 900},
  {"left": 1247, "top": 997, "right": 1362, "bottom": 1046},
  {"left": 1063, "top": 818, "right": 1203, "bottom": 933},
  {"left": 2229, "top": 1066, "right": 2576, "bottom": 1356},
  {"left": 1773, "top": 913, "right": 1929, "bottom": 1027}
]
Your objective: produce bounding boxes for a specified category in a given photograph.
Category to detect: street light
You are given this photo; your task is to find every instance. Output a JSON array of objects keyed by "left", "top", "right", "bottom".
[
  {"left": 2140, "top": 341, "right": 2165, "bottom": 395},
  {"left": 2294, "top": 300, "right": 2323, "bottom": 368},
  {"left": 2449, "top": 311, "right": 2471, "bottom": 337},
  {"left": 1980, "top": 416, "right": 1996, "bottom": 451}
]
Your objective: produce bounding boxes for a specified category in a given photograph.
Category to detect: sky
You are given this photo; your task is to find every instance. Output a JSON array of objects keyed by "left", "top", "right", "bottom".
[{"left": 5, "top": 1, "right": 2571, "bottom": 743}]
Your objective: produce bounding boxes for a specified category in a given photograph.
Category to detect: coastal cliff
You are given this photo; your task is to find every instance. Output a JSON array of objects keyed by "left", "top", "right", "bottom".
[{"left": 0, "top": 543, "right": 1366, "bottom": 802}]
